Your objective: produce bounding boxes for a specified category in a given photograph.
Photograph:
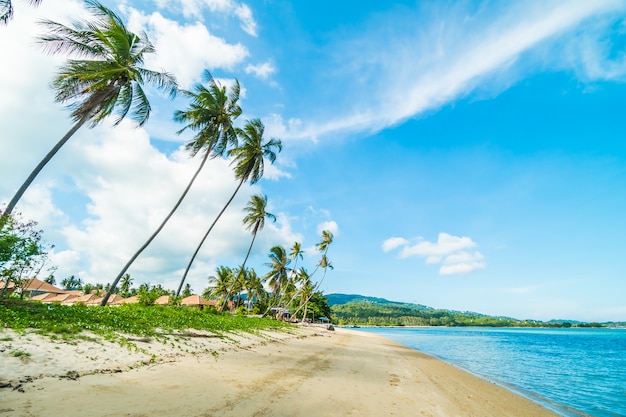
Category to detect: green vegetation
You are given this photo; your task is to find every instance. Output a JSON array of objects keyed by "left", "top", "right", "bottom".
[
  {"left": 0, "top": 299, "right": 291, "bottom": 339},
  {"left": 329, "top": 294, "right": 605, "bottom": 328}
]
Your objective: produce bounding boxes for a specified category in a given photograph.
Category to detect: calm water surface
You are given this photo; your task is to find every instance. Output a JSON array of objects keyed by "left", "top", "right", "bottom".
[{"left": 358, "top": 327, "right": 626, "bottom": 417}]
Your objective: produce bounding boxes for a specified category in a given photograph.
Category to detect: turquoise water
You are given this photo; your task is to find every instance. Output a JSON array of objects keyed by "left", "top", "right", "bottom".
[{"left": 358, "top": 327, "right": 626, "bottom": 417}]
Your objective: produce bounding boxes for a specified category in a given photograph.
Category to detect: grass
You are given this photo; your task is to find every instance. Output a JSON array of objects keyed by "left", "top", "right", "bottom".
[{"left": 0, "top": 299, "right": 292, "bottom": 340}]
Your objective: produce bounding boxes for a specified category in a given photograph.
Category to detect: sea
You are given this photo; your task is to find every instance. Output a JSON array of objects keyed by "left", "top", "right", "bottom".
[{"left": 357, "top": 327, "right": 626, "bottom": 417}]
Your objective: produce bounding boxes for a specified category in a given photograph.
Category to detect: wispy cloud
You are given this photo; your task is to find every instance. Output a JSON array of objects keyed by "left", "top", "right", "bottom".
[
  {"left": 276, "top": 0, "right": 626, "bottom": 141},
  {"left": 245, "top": 61, "right": 276, "bottom": 80},
  {"left": 383, "top": 233, "right": 486, "bottom": 275}
]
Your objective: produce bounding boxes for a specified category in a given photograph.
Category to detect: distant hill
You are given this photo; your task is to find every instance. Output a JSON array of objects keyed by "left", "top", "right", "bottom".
[
  {"left": 326, "top": 293, "right": 435, "bottom": 310},
  {"left": 326, "top": 293, "right": 605, "bottom": 328}
]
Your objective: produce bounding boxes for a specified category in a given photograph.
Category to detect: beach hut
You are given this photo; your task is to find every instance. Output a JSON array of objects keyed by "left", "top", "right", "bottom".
[
  {"left": 0, "top": 278, "right": 64, "bottom": 298},
  {"left": 180, "top": 294, "right": 210, "bottom": 309},
  {"left": 154, "top": 295, "right": 172, "bottom": 305},
  {"left": 104, "top": 294, "right": 125, "bottom": 305},
  {"left": 46, "top": 293, "right": 78, "bottom": 303},
  {"left": 64, "top": 293, "right": 100, "bottom": 305},
  {"left": 118, "top": 296, "right": 139, "bottom": 304}
]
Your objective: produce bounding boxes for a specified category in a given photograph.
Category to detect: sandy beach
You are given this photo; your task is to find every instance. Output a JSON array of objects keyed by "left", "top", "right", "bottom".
[{"left": 0, "top": 326, "right": 559, "bottom": 417}]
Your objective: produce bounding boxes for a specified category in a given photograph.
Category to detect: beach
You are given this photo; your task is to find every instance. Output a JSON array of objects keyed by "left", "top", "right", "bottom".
[{"left": 0, "top": 326, "right": 559, "bottom": 417}]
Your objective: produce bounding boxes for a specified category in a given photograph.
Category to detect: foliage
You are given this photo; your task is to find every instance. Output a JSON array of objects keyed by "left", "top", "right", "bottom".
[
  {"left": 330, "top": 298, "right": 605, "bottom": 328},
  {"left": 60, "top": 274, "right": 83, "bottom": 291},
  {"left": 0, "top": 214, "right": 52, "bottom": 296},
  {"left": 0, "top": 299, "right": 291, "bottom": 338}
]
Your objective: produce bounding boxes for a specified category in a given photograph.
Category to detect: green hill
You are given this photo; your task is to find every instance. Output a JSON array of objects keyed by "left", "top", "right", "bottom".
[{"left": 326, "top": 293, "right": 603, "bottom": 328}]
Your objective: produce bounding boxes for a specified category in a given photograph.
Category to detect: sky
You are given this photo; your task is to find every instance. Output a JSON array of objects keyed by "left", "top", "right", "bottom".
[{"left": 2, "top": 0, "right": 626, "bottom": 322}]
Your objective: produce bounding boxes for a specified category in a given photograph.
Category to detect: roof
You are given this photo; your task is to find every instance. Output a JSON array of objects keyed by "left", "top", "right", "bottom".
[
  {"left": 180, "top": 294, "right": 210, "bottom": 305},
  {"left": 119, "top": 295, "right": 139, "bottom": 304},
  {"left": 47, "top": 293, "right": 78, "bottom": 303},
  {"left": 30, "top": 292, "right": 58, "bottom": 301},
  {"left": 154, "top": 295, "right": 171, "bottom": 305},
  {"left": 0, "top": 278, "right": 64, "bottom": 294}
]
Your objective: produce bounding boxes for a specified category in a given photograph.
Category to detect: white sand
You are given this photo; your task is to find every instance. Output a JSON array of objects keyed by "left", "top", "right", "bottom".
[{"left": 0, "top": 326, "right": 559, "bottom": 417}]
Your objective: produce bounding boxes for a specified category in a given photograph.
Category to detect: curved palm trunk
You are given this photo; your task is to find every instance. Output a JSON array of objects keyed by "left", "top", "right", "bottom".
[
  {"left": 220, "top": 231, "right": 257, "bottom": 312},
  {"left": 1, "top": 116, "right": 88, "bottom": 228},
  {"left": 101, "top": 150, "right": 212, "bottom": 306},
  {"left": 176, "top": 178, "right": 245, "bottom": 296}
]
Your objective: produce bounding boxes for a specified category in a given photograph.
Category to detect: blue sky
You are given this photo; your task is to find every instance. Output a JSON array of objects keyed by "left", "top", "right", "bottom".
[{"left": 2, "top": 0, "right": 626, "bottom": 321}]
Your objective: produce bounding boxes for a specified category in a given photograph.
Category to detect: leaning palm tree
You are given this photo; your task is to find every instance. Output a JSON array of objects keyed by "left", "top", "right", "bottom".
[
  {"left": 220, "top": 194, "right": 276, "bottom": 311},
  {"left": 0, "top": 0, "right": 40, "bottom": 24},
  {"left": 101, "top": 72, "right": 240, "bottom": 305},
  {"left": 264, "top": 245, "right": 289, "bottom": 306},
  {"left": 291, "top": 230, "right": 334, "bottom": 318},
  {"left": 176, "top": 118, "right": 282, "bottom": 296},
  {"left": 1, "top": 0, "right": 177, "bottom": 226}
]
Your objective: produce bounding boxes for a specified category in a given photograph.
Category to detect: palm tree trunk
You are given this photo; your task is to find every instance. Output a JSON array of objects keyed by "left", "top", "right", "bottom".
[
  {"left": 101, "top": 149, "right": 212, "bottom": 306},
  {"left": 176, "top": 178, "right": 245, "bottom": 296},
  {"left": 1, "top": 116, "right": 88, "bottom": 228},
  {"left": 220, "top": 231, "right": 257, "bottom": 312}
]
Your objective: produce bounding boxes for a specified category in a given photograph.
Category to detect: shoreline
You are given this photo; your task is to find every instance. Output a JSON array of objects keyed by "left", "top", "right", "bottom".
[{"left": 0, "top": 325, "right": 560, "bottom": 417}]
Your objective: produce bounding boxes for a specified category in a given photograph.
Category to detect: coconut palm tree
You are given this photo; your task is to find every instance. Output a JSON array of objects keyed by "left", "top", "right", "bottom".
[
  {"left": 220, "top": 194, "right": 275, "bottom": 311},
  {"left": 291, "top": 230, "right": 334, "bottom": 319},
  {"left": 1, "top": 0, "right": 177, "bottom": 226},
  {"left": 264, "top": 245, "right": 289, "bottom": 306},
  {"left": 0, "top": 0, "right": 40, "bottom": 24},
  {"left": 101, "top": 72, "right": 240, "bottom": 305},
  {"left": 243, "top": 267, "right": 265, "bottom": 312},
  {"left": 203, "top": 265, "right": 233, "bottom": 308},
  {"left": 176, "top": 118, "right": 282, "bottom": 296}
]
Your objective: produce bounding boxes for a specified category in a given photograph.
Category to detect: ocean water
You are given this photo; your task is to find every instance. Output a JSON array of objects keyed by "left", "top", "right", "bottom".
[{"left": 358, "top": 327, "right": 626, "bottom": 417}]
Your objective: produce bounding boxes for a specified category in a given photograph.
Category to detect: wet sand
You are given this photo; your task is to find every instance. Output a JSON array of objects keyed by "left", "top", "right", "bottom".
[{"left": 0, "top": 326, "right": 559, "bottom": 417}]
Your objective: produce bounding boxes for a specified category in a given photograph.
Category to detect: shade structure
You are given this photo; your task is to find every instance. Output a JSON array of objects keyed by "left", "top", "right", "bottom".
[
  {"left": 180, "top": 294, "right": 210, "bottom": 306},
  {"left": 154, "top": 295, "right": 171, "bottom": 305}
]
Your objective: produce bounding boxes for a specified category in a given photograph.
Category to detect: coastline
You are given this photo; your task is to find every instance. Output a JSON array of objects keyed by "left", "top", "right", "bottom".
[{"left": 0, "top": 326, "right": 559, "bottom": 417}]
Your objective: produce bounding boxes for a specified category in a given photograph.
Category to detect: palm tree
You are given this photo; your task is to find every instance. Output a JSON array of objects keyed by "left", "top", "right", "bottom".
[
  {"left": 203, "top": 265, "right": 233, "bottom": 309},
  {"left": 176, "top": 118, "right": 282, "bottom": 296},
  {"left": 243, "top": 267, "right": 265, "bottom": 312},
  {"left": 264, "top": 245, "right": 289, "bottom": 306},
  {"left": 220, "top": 194, "right": 276, "bottom": 311},
  {"left": 119, "top": 273, "right": 133, "bottom": 297},
  {"left": 0, "top": 0, "right": 40, "bottom": 24},
  {"left": 1, "top": 0, "right": 177, "bottom": 226},
  {"left": 101, "top": 71, "right": 240, "bottom": 305},
  {"left": 291, "top": 230, "right": 334, "bottom": 319}
]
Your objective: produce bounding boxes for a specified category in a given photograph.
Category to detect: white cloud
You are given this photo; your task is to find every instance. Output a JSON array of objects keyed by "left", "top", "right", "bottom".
[
  {"left": 245, "top": 61, "right": 276, "bottom": 79},
  {"left": 234, "top": 4, "right": 257, "bottom": 36},
  {"left": 382, "top": 237, "right": 409, "bottom": 252},
  {"left": 384, "top": 233, "right": 485, "bottom": 276},
  {"left": 317, "top": 221, "right": 339, "bottom": 237},
  {"left": 124, "top": 8, "right": 249, "bottom": 89},
  {"left": 152, "top": 0, "right": 258, "bottom": 36}
]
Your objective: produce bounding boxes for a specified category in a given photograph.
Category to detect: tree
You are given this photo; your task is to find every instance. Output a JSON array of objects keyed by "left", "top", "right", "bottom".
[
  {"left": 60, "top": 274, "right": 83, "bottom": 291},
  {"left": 176, "top": 118, "right": 282, "bottom": 296},
  {"left": 203, "top": 265, "right": 233, "bottom": 309},
  {"left": 220, "top": 194, "right": 276, "bottom": 311},
  {"left": 0, "top": 0, "right": 41, "bottom": 24},
  {"left": 1, "top": 0, "right": 177, "bottom": 226},
  {"left": 242, "top": 267, "right": 265, "bottom": 312},
  {"left": 102, "top": 71, "right": 241, "bottom": 305},
  {"left": 119, "top": 273, "right": 133, "bottom": 298},
  {"left": 264, "top": 245, "right": 289, "bottom": 307},
  {"left": 291, "top": 230, "right": 334, "bottom": 319},
  {"left": 181, "top": 283, "right": 193, "bottom": 298},
  {"left": 0, "top": 213, "right": 51, "bottom": 297}
]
